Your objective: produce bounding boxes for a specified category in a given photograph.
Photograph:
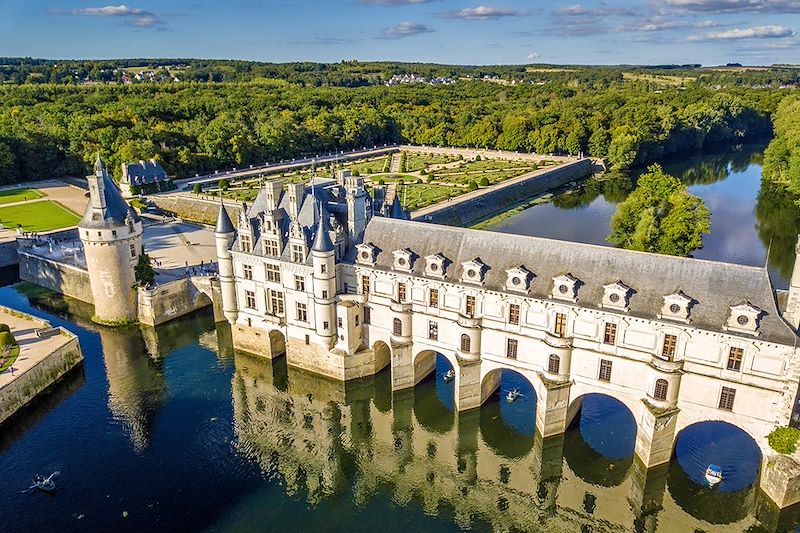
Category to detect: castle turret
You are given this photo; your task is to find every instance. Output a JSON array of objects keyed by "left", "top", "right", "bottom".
[
  {"left": 215, "top": 200, "right": 238, "bottom": 325},
  {"left": 339, "top": 169, "right": 370, "bottom": 244},
  {"left": 784, "top": 235, "right": 800, "bottom": 330},
  {"left": 311, "top": 206, "right": 337, "bottom": 345},
  {"left": 79, "top": 155, "right": 143, "bottom": 324}
]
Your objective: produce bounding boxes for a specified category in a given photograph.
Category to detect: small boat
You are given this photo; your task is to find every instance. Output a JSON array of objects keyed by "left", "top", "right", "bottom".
[
  {"left": 705, "top": 464, "right": 723, "bottom": 486},
  {"left": 443, "top": 369, "right": 455, "bottom": 383},
  {"left": 30, "top": 471, "right": 59, "bottom": 493},
  {"left": 506, "top": 388, "right": 521, "bottom": 403}
]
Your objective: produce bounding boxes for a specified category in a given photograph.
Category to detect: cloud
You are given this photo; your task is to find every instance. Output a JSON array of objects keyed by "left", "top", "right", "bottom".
[
  {"left": 632, "top": 18, "right": 719, "bottom": 31},
  {"left": 527, "top": 52, "right": 541, "bottom": 60},
  {"left": 439, "top": 5, "right": 526, "bottom": 20},
  {"left": 553, "top": 4, "right": 637, "bottom": 17},
  {"left": 49, "top": 4, "right": 165, "bottom": 28},
  {"left": 688, "top": 24, "right": 796, "bottom": 40},
  {"left": 660, "top": 0, "right": 800, "bottom": 13},
  {"left": 380, "top": 21, "right": 435, "bottom": 39},
  {"left": 358, "top": 0, "right": 435, "bottom": 4},
  {"left": 549, "top": 3, "right": 637, "bottom": 36}
]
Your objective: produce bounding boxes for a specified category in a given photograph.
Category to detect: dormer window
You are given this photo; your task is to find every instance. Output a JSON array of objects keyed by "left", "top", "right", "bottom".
[
  {"left": 602, "top": 281, "right": 632, "bottom": 311},
  {"left": 425, "top": 253, "right": 448, "bottom": 278},
  {"left": 506, "top": 266, "right": 533, "bottom": 293},
  {"left": 461, "top": 258, "right": 487, "bottom": 285},
  {"left": 659, "top": 291, "right": 693, "bottom": 323},
  {"left": 392, "top": 248, "right": 415, "bottom": 272},
  {"left": 356, "top": 243, "right": 377, "bottom": 265},
  {"left": 552, "top": 274, "right": 579, "bottom": 302},
  {"left": 725, "top": 301, "right": 762, "bottom": 336}
]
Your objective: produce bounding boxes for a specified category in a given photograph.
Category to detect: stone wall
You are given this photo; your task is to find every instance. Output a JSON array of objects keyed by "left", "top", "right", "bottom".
[
  {"left": 18, "top": 251, "right": 93, "bottom": 304},
  {"left": 0, "top": 333, "right": 84, "bottom": 425},
  {"left": 413, "top": 159, "right": 592, "bottom": 227},
  {"left": 0, "top": 241, "right": 17, "bottom": 268},
  {"left": 138, "top": 276, "right": 214, "bottom": 326},
  {"left": 150, "top": 196, "right": 243, "bottom": 227}
]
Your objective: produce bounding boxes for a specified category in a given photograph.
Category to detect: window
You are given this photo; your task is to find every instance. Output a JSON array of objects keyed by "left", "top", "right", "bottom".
[
  {"left": 129, "top": 243, "right": 136, "bottom": 258},
  {"left": 240, "top": 235, "right": 252, "bottom": 253},
  {"left": 361, "top": 275, "right": 370, "bottom": 294},
  {"left": 269, "top": 290, "right": 284, "bottom": 316},
  {"left": 548, "top": 354, "right": 560, "bottom": 374},
  {"left": 398, "top": 283, "right": 407, "bottom": 302},
  {"left": 245, "top": 290, "right": 256, "bottom": 309},
  {"left": 265, "top": 239, "right": 279, "bottom": 257},
  {"left": 603, "top": 323, "right": 617, "bottom": 345},
  {"left": 112, "top": 230, "right": 117, "bottom": 237},
  {"left": 291, "top": 244, "right": 304, "bottom": 263},
  {"left": 294, "top": 275, "right": 305, "bottom": 292},
  {"left": 393, "top": 318, "right": 402, "bottom": 336},
  {"left": 321, "top": 264, "right": 327, "bottom": 274},
  {"left": 465, "top": 295, "right": 476, "bottom": 317},
  {"left": 554, "top": 313, "right": 567, "bottom": 337},
  {"left": 322, "top": 290, "right": 328, "bottom": 299},
  {"left": 429, "top": 288, "right": 439, "bottom": 308},
  {"left": 266, "top": 264, "right": 281, "bottom": 283},
  {"left": 654, "top": 379, "right": 668, "bottom": 401},
  {"left": 662, "top": 334, "right": 677, "bottom": 360},
  {"left": 364, "top": 307, "right": 371, "bottom": 325},
  {"left": 338, "top": 317, "right": 343, "bottom": 328},
  {"left": 355, "top": 315, "right": 359, "bottom": 326},
  {"left": 461, "top": 334, "right": 471, "bottom": 352},
  {"left": 509, "top": 304, "right": 520, "bottom": 325},
  {"left": 506, "top": 339, "right": 518, "bottom": 359},
  {"left": 296, "top": 302, "right": 308, "bottom": 322},
  {"left": 323, "top": 321, "right": 329, "bottom": 330},
  {"left": 428, "top": 321, "right": 438, "bottom": 340},
  {"left": 719, "top": 387, "right": 736, "bottom": 411},
  {"left": 243, "top": 264, "right": 253, "bottom": 280},
  {"left": 727, "top": 347, "right": 743, "bottom": 371},
  {"left": 598, "top": 359, "right": 612, "bottom": 382}
]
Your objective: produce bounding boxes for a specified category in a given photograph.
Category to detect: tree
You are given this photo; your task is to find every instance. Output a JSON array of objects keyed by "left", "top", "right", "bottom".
[
  {"left": 135, "top": 251, "right": 156, "bottom": 286},
  {"left": 608, "top": 164, "right": 710, "bottom": 256},
  {"left": 218, "top": 179, "right": 229, "bottom": 191},
  {"left": 192, "top": 183, "right": 201, "bottom": 194},
  {"left": 478, "top": 176, "right": 489, "bottom": 187},
  {"left": 467, "top": 180, "right": 478, "bottom": 191}
]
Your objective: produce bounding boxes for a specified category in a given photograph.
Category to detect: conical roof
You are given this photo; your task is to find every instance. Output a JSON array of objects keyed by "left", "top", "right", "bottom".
[
  {"left": 80, "top": 155, "right": 140, "bottom": 229},
  {"left": 215, "top": 200, "right": 234, "bottom": 234},
  {"left": 312, "top": 205, "right": 334, "bottom": 253}
]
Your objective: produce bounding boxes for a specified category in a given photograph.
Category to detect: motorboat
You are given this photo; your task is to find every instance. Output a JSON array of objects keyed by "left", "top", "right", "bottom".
[
  {"left": 30, "top": 471, "right": 59, "bottom": 493},
  {"left": 705, "top": 464, "right": 723, "bottom": 486},
  {"left": 443, "top": 369, "right": 455, "bottom": 383},
  {"left": 506, "top": 388, "right": 521, "bottom": 403}
]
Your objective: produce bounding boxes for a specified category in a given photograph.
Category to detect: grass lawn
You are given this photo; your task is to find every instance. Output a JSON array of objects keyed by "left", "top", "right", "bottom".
[
  {"left": 401, "top": 184, "right": 463, "bottom": 210},
  {"left": 0, "top": 200, "right": 80, "bottom": 232},
  {"left": 0, "top": 188, "right": 45, "bottom": 205}
]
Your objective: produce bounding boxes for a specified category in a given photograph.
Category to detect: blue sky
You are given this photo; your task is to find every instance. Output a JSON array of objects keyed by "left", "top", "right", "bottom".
[{"left": 1, "top": 1, "right": 798, "bottom": 65}]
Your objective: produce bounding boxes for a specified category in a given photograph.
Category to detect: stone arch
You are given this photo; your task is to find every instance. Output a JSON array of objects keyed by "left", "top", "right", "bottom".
[
  {"left": 412, "top": 349, "right": 456, "bottom": 434},
  {"left": 413, "top": 348, "right": 458, "bottom": 386},
  {"left": 267, "top": 329, "right": 286, "bottom": 358},
  {"left": 479, "top": 367, "right": 538, "bottom": 459},
  {"left": 372, "top": 341, "right": 392, "bottom": 412},
  {"left": 667, "top": 420, "right": 762, "bottom": 524}
]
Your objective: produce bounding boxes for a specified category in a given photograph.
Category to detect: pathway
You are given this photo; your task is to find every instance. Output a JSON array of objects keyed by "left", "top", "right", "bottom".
[{"left": 389, "top": 153, "right": 402, "bottom": 173}]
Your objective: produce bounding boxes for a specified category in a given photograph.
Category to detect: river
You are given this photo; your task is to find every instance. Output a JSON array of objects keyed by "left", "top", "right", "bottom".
[{"left": 1, "top": 144, "right": 799, "bottom": 532}]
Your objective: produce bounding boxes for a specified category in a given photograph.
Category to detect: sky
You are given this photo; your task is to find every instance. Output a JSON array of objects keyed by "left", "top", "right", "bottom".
[{"left": 0, "top": 1, "right": 798, "bottom": 65}]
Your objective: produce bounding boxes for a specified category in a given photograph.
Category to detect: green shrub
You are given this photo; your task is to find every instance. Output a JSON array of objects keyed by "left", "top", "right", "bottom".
[
  {"left": 218, "top": 179, "right": 229, "bottom": 191},
  {"left": 0, "top": 331, "right": 17, "bottom": 349},
  {"left": 475, "top": 155, "right": 482, "bottom": 161},
  {"left": 192, "top": 183, "right": 201, "bottom": 194},
  {"left": 468, "top": 180, "right": 478, "bottom": 191},
  {"left": 479, "top": 176, "right": 490, "bottom": 187},
  {"left": 768, "top": 427, "right": 800, "bottom": 454},
  {"left": 0, "top": 324, "right": 9, "bottom": 334}
]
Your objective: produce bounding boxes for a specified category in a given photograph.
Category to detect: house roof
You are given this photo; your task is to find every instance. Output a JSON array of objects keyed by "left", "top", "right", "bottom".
[{"left": 121, "top": 159, "right": 168, "bottom": 185}]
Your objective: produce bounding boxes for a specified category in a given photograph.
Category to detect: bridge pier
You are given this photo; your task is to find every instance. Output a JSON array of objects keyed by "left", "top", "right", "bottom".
[
  {"left": 455, "top": 358, "right": 482, "bottom": 411},
  {"left": 536, "top": 376, "right": 572, "bottom": 438},
  {"left": 390, "top": 341, "right": 414, "bottom": 391},
  {"left": 634, "top": 403, "right": 679, "bottom": 468}
]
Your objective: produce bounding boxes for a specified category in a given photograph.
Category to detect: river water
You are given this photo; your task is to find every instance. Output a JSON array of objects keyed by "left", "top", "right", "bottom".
[{"left": 1, "top": 145, "right": 799, "bottom": 532}]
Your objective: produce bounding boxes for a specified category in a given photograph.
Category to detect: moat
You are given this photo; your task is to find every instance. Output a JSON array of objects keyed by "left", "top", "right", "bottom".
[{"left": 2, "top": 145, "right": 799, "bottom": 532}]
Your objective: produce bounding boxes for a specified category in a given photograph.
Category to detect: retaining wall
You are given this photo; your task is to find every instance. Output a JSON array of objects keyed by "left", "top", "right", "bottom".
[
  {"left": 150, "top": 196, "right": 243, "bottom": 227},
  {"left": 18, "top": 251, "right": 93, "bottom": 304},
  {"left": 138, "top": 276, "right": 216, "bottom": 326}
]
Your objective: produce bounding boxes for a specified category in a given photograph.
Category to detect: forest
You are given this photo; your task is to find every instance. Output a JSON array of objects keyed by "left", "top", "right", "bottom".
[{"left": 0, "top": 61, "right": 796, "bottom": 185}]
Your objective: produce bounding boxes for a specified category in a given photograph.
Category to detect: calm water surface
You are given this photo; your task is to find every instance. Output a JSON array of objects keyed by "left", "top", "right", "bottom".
[{"left": 2, "top": 146, "right": 800, "bottom": 532}]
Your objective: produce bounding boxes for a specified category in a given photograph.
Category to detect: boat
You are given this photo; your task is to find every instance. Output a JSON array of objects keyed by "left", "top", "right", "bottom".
[
  {"left": 506, "top": 388, "right": 521, "bottom": 403},
  {"left": 705, "top": 464, "right": 723, "bottom": 486},
  {"left": 29, "top": 471, "right": 59, "bottom": 493},
  {"left": 443, "top": 369, "right": 455, "bottom": 383}
]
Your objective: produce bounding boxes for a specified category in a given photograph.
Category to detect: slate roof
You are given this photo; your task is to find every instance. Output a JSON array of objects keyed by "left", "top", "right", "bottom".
[
  {"left": 215, "top": 202, "right": 234, "bottom": 234},
  {"left": 359, "top": 218, "right": 798, "bottom": 345},
  {"left": 121, "top": 159, "right": 168, "bottom": 185},
  {"left": 80, "top": 158, "right": 140, "bottom": 230}
]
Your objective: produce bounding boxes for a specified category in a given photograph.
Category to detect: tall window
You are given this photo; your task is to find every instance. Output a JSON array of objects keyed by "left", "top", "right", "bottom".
[
  {"left": 506, "top": 339, "right": 518, "bottom": 359},
  {"left": 243, "top": 264, "right": 253, "bottom": 280},
  {"left": 429, "top": 288, "right": 439, "bottom": 308},
  {"left": 364, "top": 307, "right": 371, "bottom": 325},
  {"left": 269, "top": 290, "right": 284, "bottom": 316},
  {"left": 266, "top": 264, "right": 281, "bottom": 283},
  {"left": 603, "top": 323, "right": 617, "bottom": 345},
  {"left": 428, "top": 321, "right": 438, "bottom": 340},
  {"left": 244, "top": 290, "right": 256, "bottom": 309},
  {"left": 719, "top": 387, "right": 736, "bottom": 411},
  {"left": 296, "top": 302, "right": 308, "bottom": 322},
  {"left": 548, "top": 354, "right": 560, "bottom": 374},
  {"left": 465, "top": 295, "right": 476, "bottom": 317},
  {"left": 662, "top": 334, "right": 677, "bottom": 360},
  {"left": 320, "top": 263, "right": 327, "bottom": 274},
  {"left": 398, "top": 283, "right": 407, "bottom": 302},
  {"left": 129, "top": 243, "right": 136, "bottom": 258},
  {"left": 461, "top": 334, "right": 471, "bottom": 352},
  {"left": 654, "top": 379, "right": 668, "bottom": 401},
  {"left": 554, "top": 313, "right": 567, "bottom": 337},
  {"left": 291, "top": 244, "right": 304, "bottom": 263},
  {"left": 727, "top": 347, "right": 744, "bottom": 371},
  {"left": 598, "top": 359, "right": 612, "bottom": 382},
  {"left": 509, "top": 304, "right": 520, "bottom": 325},
  {"left": 393, "top": 318, "right": 402, "bottom": 336},
  {"left": 361, "top": 275, "right": 370, "bottom": 294},
  {"left": 294, "top": 274, "right": 305, "bottom": 292},
  {"left": 264, "top": 239, "right": 279, "bottom": 257},
  {"left": 240, "top": 235, "right": 252, "bottom": 253}
]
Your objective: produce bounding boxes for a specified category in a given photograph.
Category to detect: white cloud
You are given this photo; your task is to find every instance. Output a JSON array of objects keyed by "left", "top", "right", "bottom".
[
  {"left": 380, "top": 21, "right": 435, "bottom": 39},
  {"left": 49, "top": 4, "right": 164, "bottom": 28},
  {"left": 527, "top": 52, "right": 541, "bottom": 59},
  {"left": 661, "top": 0, "right": 800, "bottom": 13},
  {"left": 688, "top": 24, "right": 796, "bottom": 40},
  {"left": 440, "top": 6, "right": 526, "bottom": 20}
]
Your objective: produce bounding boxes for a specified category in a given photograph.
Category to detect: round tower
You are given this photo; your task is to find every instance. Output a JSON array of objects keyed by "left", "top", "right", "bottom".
[
  {"left": 311, "top": 208, "right": 337, "bottom": 345},
  {"left": 215, "top": 199, "right": 238, "bottom": 325},
  {"left": 79, "top": 155, "right": 143, "bottom": 324}
]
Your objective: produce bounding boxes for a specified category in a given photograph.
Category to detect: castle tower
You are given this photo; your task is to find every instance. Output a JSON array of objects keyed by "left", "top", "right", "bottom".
[
  {"left": 785, "top": 235, "right": 800, "bottom": 330},
  {"left": 311, "top": 206, "right": 337, "bottom": 346},
  {"left": 79, "top": 155, "right": 143, "bottom": 324},
  {"left": 215, "top": 200, "right": 238, "bottom": 325},
  {"left": 339, "top": 169, "right": 370, "bottom": 244}
]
